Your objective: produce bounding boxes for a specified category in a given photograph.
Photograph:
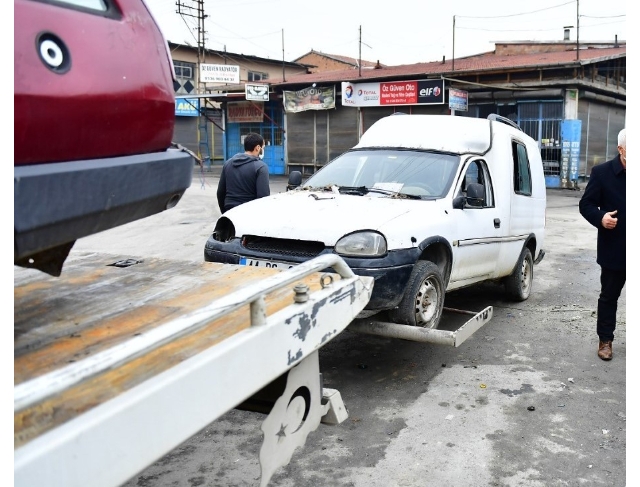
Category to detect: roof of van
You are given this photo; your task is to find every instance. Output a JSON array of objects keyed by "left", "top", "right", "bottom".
[{"left": 354, "top": 114, "right": 509, "bottom": 155}]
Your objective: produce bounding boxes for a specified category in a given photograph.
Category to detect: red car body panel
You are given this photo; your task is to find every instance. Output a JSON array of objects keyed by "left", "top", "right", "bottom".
[
  {"left": 14, "top": 0, "right": 195, "bottom": 276},
  {"left": 14, "top": 0, "right": 176, "bottom": 165}
]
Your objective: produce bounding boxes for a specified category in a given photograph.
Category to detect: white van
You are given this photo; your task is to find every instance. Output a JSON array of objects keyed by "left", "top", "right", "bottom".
[{"left": 205, "top": 114, "right": 546, "bottom": 329}]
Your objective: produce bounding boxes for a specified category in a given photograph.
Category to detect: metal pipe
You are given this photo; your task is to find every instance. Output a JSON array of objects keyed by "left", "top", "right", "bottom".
[
  {"left": 348, "top": 306, "right": 492, "bottom": 347},
  {"left": 349, "top": 320, "right": 456, "bottom": 346}
]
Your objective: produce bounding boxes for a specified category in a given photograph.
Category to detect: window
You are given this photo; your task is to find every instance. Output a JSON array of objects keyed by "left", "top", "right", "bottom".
[
  {"left": 458, "top": 160, "right": 494, "bottom": 208},
  {"left": 512, "top": 141, "right": 532, "bottom": 196},
  {"left": 51, "top": 0, "right": 107, "bottom": 11},
  {"left": 248, "top": 71, "right": 269, "bottom": 82},
  {"left": 304, "top": 150, "right": 459, "bottom": 199},
  {"left": 173, "top": 61, "right": 194, "bottom": 80}
]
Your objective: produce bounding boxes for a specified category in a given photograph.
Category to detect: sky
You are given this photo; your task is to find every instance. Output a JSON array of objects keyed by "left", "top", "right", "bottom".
[{"left": 144, "top": 0, "right": 626, "bottom": 66}]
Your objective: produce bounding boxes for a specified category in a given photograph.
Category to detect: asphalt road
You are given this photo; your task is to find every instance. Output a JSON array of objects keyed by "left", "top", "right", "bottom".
[{"left": 70, "top": 169, "right": 628, "bottom": 487}]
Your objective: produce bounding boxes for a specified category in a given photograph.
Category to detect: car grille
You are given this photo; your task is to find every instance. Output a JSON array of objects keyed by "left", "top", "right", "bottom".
[{"left": 242, "top": 235, "right": 326, "bottom": 258}]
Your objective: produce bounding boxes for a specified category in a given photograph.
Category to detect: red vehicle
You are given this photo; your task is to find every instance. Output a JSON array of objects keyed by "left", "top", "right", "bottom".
[{"left": 14, "top": 0, "right": 194, "bottom": 276}]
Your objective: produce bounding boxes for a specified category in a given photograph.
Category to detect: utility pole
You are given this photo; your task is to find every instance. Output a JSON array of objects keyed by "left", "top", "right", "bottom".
[
  {"left": 576, "top": 0, "right": 580, "bottom": 61},
  {"left": 176, "top": 0, "right": 207, "bottom": 92},
  {"left": 282, "top": 29, "right": 286, "bottom": 82},
  {"left": 452, "top": 15, "right": 455, "bottom": 72},
  {"left": 359, "top": 25, "right": 362, "bottom": 78},
  {"left": 176, "top": 0, "right": 210, "bottom": 166}
]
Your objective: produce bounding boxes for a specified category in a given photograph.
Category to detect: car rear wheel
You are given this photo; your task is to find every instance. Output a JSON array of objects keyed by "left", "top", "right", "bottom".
[
  {"left": 390, "top": 260, "right": 445, "bottom": 328},
  {"left": 504, "top": 246, "right": 533, "bottom": 301}
]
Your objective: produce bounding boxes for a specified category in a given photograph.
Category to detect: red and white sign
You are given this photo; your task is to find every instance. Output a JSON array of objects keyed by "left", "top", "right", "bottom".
[
  {"left": 342, "top": 80, "right": 444, "bottom": 107},
  {"left": 380, "top": 81, "right": 418, "bottom": 105},
  {"left": 227, "top": 102, "right": 264, "bottom": 123}
]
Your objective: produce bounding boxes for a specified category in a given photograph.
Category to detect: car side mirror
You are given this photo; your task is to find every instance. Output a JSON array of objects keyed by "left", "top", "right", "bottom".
[
  {"left": 466, "top": 183, "right": 485, "bottom": 207},
  {"left": 287, "top": 170, "right": 302, "bottom": 191},
  {"left": 452, "top": 195, "right": 465, "bottom": 209}
]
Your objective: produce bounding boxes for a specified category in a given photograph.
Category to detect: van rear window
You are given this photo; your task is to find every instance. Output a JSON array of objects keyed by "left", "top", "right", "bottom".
[{"left": 48, "top": 0, "right": 107, "bottom": 12}]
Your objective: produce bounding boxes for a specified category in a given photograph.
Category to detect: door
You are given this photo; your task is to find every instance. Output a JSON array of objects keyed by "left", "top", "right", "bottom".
[
  {"left": 448, "top": 159, "right": 507, "bottom": 286},
  {"left": 225, "top": 101, "right": 285, "bottom": 175}
]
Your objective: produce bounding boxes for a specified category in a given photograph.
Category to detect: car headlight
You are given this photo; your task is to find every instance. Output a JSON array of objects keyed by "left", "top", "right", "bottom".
[{"left": 335, "top": 231, "right": 387, "bottom": 257}]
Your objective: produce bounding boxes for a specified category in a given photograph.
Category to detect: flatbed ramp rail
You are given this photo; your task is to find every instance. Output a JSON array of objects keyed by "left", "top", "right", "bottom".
[
  {"left": 14, "top": 253, "right": 374, "bottom": 487},
  {"left": 349, "top": 306, "right": 493, "bottom": 346}
]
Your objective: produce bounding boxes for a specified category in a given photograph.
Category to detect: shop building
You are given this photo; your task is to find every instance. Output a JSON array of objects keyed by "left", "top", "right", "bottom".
[
  {"left": 274, "top": 39, "right": 625, "bottom": 188},
  {"left": 168, "top": 42, "right": 310, "bottom": 173},
  {"left": 169, "top": 39, "right": 625, "bottom": 188}
]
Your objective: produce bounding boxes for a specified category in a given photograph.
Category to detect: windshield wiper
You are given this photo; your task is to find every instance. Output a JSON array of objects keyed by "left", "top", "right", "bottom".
[
  {"left": 333, "top": 185, "right": 422, "bottom": 199},
  {"left": 336, "top": 185, "right": 369, "bottom": 195},
  {"left": 301, "top": 185, "right": 335, "bottom": 192},
  {"left": 308, "top": 185, "right": 422, "bottom": 199},
  {"left": 366, "top": 187, "right": 422, "bottom": 200}
]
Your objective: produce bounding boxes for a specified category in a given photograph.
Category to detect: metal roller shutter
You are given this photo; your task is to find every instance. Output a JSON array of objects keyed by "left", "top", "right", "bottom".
[{"left": 173, "top": 117, "right": 198, "bottom": 156}]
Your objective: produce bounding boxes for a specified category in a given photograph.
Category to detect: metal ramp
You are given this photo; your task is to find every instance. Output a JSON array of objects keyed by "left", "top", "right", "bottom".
[{"left": 348, "top": 306, "right": 493, "bottom": 346}]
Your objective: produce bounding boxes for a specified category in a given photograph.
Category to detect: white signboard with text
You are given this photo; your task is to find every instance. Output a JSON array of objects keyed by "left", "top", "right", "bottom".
[
  {"left": 200, "top": 64, "right": 240, "bottom": 84},
  {"left": 245, "top": 83, "right": 270, "bottom": 101}
]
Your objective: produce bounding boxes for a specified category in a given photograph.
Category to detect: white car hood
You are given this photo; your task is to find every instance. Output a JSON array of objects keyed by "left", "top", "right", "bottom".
[{"left": 224, "top": 190, "right": 438, "bottom": 246}]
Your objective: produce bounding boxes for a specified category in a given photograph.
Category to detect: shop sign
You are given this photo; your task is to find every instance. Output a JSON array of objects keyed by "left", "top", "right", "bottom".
[
  {"left": 200, "top": 64, "right": 240, "bottom": 84},
  {"left": 227, "top": 101, "right": 264, "bottom": 123},
  {"left": 246, "top": 83, "right": 270, "bottom": 101},
  {"left": 561, "top": 119, "right": 582, "bottom": 184},
  {"left": 283, "top": 86, "right": 336, "bottom": 113},
  {"left": 341, "top": 80, "right": 444, "bottom": 107},
  {"left": 449, "top": 88, "right": 468, "bottom": 111},
  {"left": 175, "top": 97, "right": 199, "bottom": 116}
]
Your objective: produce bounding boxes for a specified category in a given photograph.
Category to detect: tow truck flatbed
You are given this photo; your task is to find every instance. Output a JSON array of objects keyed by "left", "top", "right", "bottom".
[{"left": 14, "top": 252, "right": 373, "bottom": 487}]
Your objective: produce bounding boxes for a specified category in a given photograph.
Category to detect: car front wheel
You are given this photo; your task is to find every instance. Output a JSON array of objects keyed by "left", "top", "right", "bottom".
[{"left": 390, "top": 260, "right": 445, "bottom": 329}]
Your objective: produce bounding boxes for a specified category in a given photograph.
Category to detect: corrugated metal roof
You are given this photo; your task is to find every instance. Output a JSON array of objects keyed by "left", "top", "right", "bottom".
[{"left": 275, "top": 47, "right": 626, "bottom": 86}]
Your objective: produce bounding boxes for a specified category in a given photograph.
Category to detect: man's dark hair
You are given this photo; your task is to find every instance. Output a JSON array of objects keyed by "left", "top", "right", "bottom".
[{"left": 244, "top": 133, "right": 264, "bottom": 152}]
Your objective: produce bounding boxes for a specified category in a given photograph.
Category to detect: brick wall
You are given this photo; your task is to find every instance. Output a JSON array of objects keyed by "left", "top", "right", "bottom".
[
  {"left": 495, "top": 42, "right": 624, "bottom": 56},
  {"left": 295, "top": 52, "right": 354, "bottom": 73}
]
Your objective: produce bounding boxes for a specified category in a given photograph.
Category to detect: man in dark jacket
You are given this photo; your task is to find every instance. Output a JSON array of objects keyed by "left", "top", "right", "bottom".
[
  {"left": 578, "top": 128, "right": 626, "bottom": 361},
  {"left": 217, "top": 133, "right": 270, "bottom": 213}
]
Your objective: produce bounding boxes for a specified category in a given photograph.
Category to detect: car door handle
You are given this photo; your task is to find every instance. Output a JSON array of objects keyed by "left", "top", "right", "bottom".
[{"left": 494, "top": 218, "right": 501, "bottom": 228}]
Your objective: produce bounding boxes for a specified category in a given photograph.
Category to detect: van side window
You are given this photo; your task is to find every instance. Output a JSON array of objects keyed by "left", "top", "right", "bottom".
[
  {"left": 458, "top": 160, "right": 494, "bottom": 208},
  {"left": 512, "top": 141, "right": 532, "bottom": 196}
]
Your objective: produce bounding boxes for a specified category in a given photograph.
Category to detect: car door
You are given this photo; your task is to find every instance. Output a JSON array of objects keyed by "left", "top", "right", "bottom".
[
  {"left": 493, "top": 138, "right": 541, "bottom": 275},
  {"left": 448, "top": 158, "right": 508, "bottom": 285}
]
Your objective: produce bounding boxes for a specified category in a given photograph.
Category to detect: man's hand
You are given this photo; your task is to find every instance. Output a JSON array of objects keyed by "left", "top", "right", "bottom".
[{"left": 601, "top": 210, "right": 618, "bottom": 229}]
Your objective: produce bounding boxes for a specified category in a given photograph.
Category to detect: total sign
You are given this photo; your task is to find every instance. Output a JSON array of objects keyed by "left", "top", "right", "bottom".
[{"left": 341, "top": 82, "right": 380, "bottom": 107}]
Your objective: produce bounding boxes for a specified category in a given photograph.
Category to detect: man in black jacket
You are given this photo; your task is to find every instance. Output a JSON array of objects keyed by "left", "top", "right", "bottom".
[
  {"left": 217, "top": 133, "right": 270, "bottom": 213},
  {"left": 578, "top": 128, "right": 626, "bottom": 361}
]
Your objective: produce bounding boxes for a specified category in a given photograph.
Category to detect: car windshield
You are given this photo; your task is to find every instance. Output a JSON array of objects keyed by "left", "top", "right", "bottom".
[{"left": 302, "top": 149, "right": 460, "bottom": 199}]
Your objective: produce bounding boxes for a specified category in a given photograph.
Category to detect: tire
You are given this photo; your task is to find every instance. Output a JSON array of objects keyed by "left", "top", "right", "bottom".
[
  {"left": 504, "top": 246, "right": 533, "bottom": 301},
  {"left": 390, "top": 260, "right": 445, "bottom": 328}
]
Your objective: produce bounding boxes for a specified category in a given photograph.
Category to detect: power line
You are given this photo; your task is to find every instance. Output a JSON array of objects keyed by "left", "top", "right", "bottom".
[
  {"left": 580, "top": 14, "right": 625, "bottom": 19},
  {"left": 456, "top": 0, "right": 575, "bottom": 19},
  {"left": 578, "top": 19, "right": 627, "bottom": 29},
  {"left": 204, "top": 18, "right": 281, "bottom": 57},
  {"left": 456, "top": 19, "right": 625, "bottom": 33},
  {"left": 180, "top": 14, "right": 198, "bottom": 44}
]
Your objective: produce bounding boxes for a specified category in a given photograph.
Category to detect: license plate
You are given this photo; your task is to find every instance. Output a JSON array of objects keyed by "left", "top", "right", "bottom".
[{"left": 239, "top": 257, "right": 296, "bottom": 270}]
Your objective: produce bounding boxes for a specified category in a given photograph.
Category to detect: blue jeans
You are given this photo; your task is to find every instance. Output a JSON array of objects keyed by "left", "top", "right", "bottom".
[{"left": 597, "top": 267, "right": 626, "bottom": 342}]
